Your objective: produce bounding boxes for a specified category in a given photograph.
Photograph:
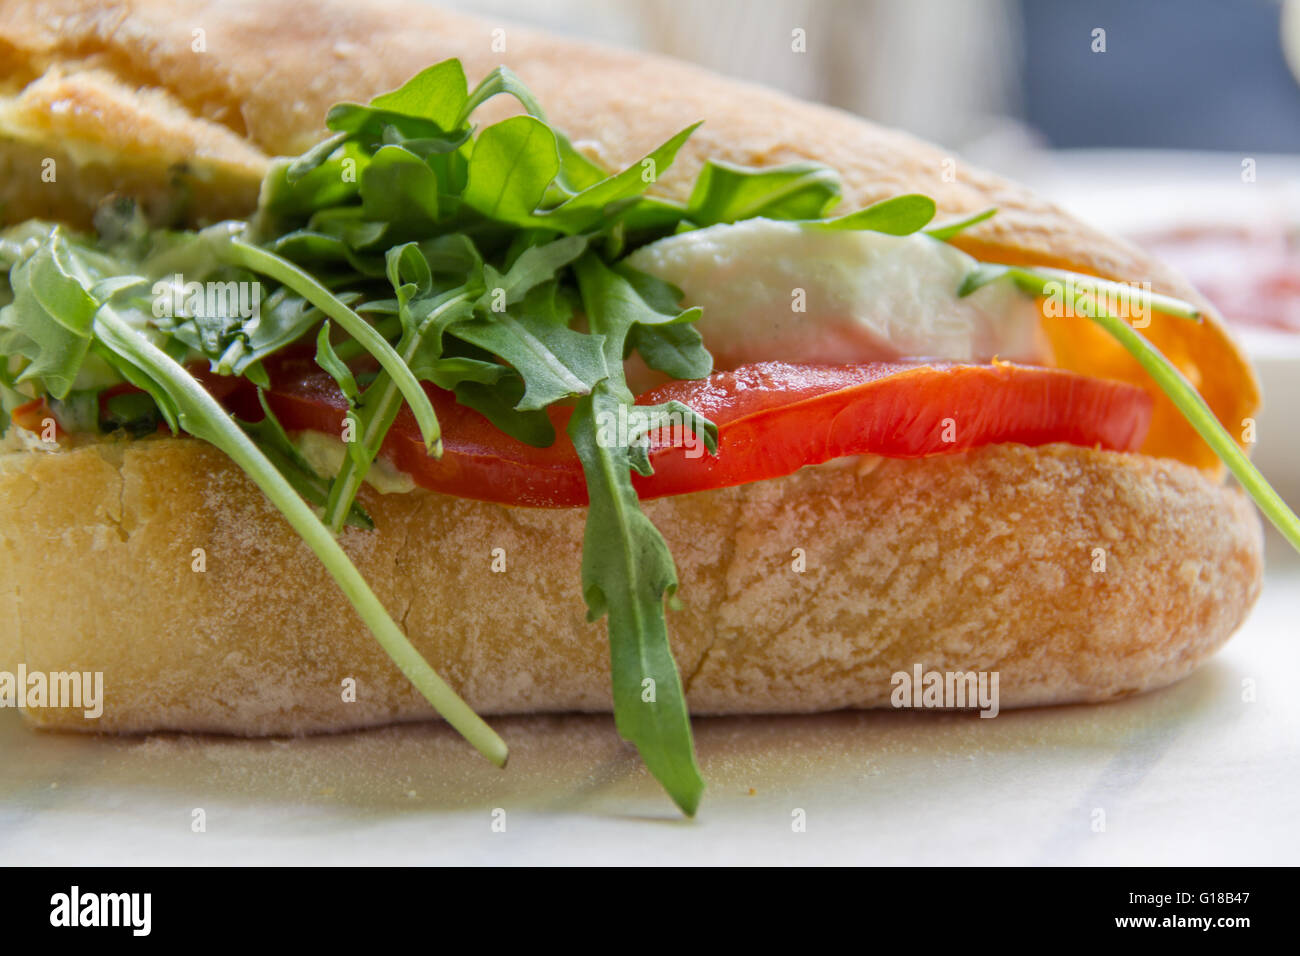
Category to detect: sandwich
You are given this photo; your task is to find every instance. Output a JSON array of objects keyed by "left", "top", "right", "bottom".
[{"left": 0, "top": 0, "right": 1292, "bottom": 816}]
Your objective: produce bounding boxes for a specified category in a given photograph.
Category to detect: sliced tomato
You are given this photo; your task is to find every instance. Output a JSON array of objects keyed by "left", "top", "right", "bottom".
[
  {"left": 260, "top": 357, "right": 1153, "bottom": 508},
  {"left": 98, "top": 365, "right": 257, "bottom": 425},
  {"left": 9, "top": 397, "right": 61, "bottom": 437}
]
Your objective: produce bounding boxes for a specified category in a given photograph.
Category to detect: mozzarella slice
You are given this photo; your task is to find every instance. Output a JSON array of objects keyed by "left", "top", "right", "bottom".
[{"left": 625, "top": 218, "right": 1044, "bottom": 373}]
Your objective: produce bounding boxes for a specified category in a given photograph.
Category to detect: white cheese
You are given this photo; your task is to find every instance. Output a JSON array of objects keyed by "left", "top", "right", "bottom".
[
  {"left": 293, "top": 430, "right": 416, "bottom": 495},
  {"left": 625, "top": 218, "right": 1044, "bottom": 375}
]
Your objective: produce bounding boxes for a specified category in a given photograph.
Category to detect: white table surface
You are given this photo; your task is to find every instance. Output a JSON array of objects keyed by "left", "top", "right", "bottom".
[{"left": 2, "top": 533, "right": 1295, "bottom": 866}]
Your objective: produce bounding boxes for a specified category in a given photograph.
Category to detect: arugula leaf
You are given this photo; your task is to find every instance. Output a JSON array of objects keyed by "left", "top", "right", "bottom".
[
  {"left": 369, "top": 59, "right": 469, "bottom": 130},
  {"left": 325, "top": 105, "right": 467, "bottom": 152},
  {"left": 685, "top": 159, "right": 842, "bottom": 226},
  {"left": 456, "top": 65, "right": 548, "bottom": 127},
  {"left": 622, "top": 399, "right": 718, "bottom": 476},
  {"left": 273, "top": 145, "right": 368, "bottom": 211},
  {"left": 450, "top": 310, "right": 606, "bottom": 410},
  {"left": 463, "top": 116, "right": 560, "bottom": 226},
  {"left": 89, "top": 339, "right": 181, "bottom": 433},
  {"left": 221, "top": 237, "right": 444, "bottom": 455},
  {"left": 227, "top": 289, "right": 342, "bottom": 377},
  {"left": 805, "top": 193, "right": 936, "bottom": 235},
  {"left": 285, "top": 65, "right": 470, "bottom": 187},
  {"left": 314, "top": 321, "right": 361, "bottom": 406},
  {"left": 541, "top": 123, "right": 701, "bottom": 233},
  {"left": 99, "top": 389, "right": 162, "bottom": 437},
  {"left": 306, "top": 208, "right": 391, "bottom": 250},
  {"left": 285, "top": 132, "right": 351, "bottom": 184},
  {"left": 958, "top": 262, "right": 1203, "bottom": 321},
  {"left": 1082, "top": 293, "right": 1300, "bottom": 553},
  {"left": 419, "top": 233, "right": 484, "bottom": 276},
  {"left": 387, "top": 240, "right": 434, "bottom": 319},
  {"left": 925, "top": 206, "right": 997, "bottom": 241},
  {"left": 457, "top": 65, "right": 605, "bottom": 193},
  {"left": 454, "top": 375, "right": 556, "bottom": 447},
  {"left": 629, "top": 322, "right": 712, "bottom": 381},
  {"left": 0, "top": 229, "right": 99, "bottom": 399},
  {"left": 610, "top": 195, "right": 693, "bottom": 238},
  {"left": 960, "top": 264, "right": 1300, "bottom": 550},
  {"left": 452, "top": 238, "right": 700, "bottom": 412},
  {"left": 265, "top": 230, "right": 387, "bottom": 277},
  {"left": 957, "top": 262, "right": 1017, "bottom": 298},
  {"left": 568, "top": 386, "right": 704, "bottom": 816},
  {"left": 612, "top": 263, "right": 688, "bottom": 314},
  {"left": 577, "top": 256, "right": 703, "bottom": 343},
  {"left": 570, "top": 252, "right": 716, "bottom": 815},
  {"left": 615, "top": 264, "right": 713, "bottom": 380},
  {"left": 413, "top": 352, "right": 504, "bottom": 388},
  {"left": 360, "top": 145, "right": 442, "bottom": 229},
  {"left": 478, "top": 234, "right": 587, "bottom": 307}
]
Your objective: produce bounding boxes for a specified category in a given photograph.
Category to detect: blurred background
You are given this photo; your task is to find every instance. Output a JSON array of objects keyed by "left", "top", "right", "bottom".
[
  {"left": 437, "top": 0, "right": 1300, "bottom": 155},
  {"left": 431, "top": 0, "right": 1300, "bottom": 267},
  {"left": 438, "top": 0, "right": 1300, "bottom": 507}
]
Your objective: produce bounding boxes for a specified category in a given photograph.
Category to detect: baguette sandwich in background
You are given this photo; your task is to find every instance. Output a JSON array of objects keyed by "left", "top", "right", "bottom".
[{"left": 0, "top": 0, "right": 1291, "bottom": 814}]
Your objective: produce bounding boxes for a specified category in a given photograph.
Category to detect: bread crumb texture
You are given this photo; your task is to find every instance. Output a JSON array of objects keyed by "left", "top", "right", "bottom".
[{"left": 0, "top": 438, "right": 1261, "bottom": 733}]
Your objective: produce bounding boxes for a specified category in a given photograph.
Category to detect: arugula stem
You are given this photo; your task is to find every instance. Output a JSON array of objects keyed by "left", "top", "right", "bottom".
[
  {"left": 217, "top": 337, "right": 246, "bottom": 374},
  {"left": 222, "top": 239, "right": 444, "bottom": 456},
  {"left": 92, "top": 304, "right": 508, "bottom": 767},
  {"left": 1035, "top": 267, "right": 1203, "bottom": 322},
  {"left": 493, "top": 313, "right": 589, "bottom": 395},
  {"left": 323, "top": 291, "right": 472, "bottom": 533},
  {"left": 333, "top": 315, "right": 403, "bottom": 362},
  {"left": 961, "top": 262, "right": 1203, "bottom": 324},
  {"left": 1078, "top": 291, "right": 1300, "bottom": 552}
]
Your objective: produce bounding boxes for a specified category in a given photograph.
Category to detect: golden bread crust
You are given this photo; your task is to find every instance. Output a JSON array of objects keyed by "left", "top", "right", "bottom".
[{"left": 0, "top": 438, "right": 1261, "bottom": 732}]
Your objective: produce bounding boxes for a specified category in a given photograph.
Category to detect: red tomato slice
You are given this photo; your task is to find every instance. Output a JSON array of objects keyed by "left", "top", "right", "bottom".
[
  {"left": 260, "top": 357, "right": 1153, "bottom": 508},
  {"left": 10, "top": 397, "right": 61, "bottom": 438},
  {"left": 98, "top": 366, "right": 254, "bottom": 420}
]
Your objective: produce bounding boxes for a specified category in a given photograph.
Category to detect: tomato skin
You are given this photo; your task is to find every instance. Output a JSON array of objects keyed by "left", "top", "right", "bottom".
[
  {"left": 261, "top": 357, "right": 1153, "bottom": 508},
  {"left": 10, "top": 397, "right": 61, "bottom": 437},
  {"left": 633, "top": 361, "right": 1151, "bottom": 498},
  {"left": 97, "top": 364, "right": 262, "bottom": 432},
  {"left": 263, "top": 358, "right": 590, "bottom": 507}
]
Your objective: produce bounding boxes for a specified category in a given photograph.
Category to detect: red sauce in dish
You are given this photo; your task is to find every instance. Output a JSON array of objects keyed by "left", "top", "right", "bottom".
[{"left": 1137, "top": 225, "right": 1300, "bottom": 333}]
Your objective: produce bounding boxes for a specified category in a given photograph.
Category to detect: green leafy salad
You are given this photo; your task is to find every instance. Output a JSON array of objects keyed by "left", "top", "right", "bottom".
[{"left": 1, "top": 60, "right": 1296, "bottom": 815}]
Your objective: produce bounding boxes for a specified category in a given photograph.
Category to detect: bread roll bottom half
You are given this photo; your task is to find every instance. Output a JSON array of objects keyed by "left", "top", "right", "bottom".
[{"left": 0, "top": 434, "right": 1261, "bottom": 733}]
